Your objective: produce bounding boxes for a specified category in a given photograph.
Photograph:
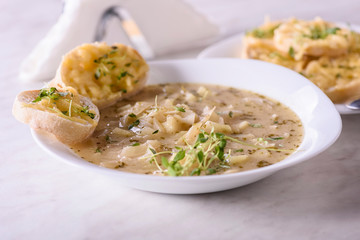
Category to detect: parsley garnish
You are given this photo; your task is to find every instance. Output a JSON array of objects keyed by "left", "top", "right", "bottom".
[
  {"left": 81, "top": 106, "right": 95, "bottom": 119},
  {"left": 145, "top": 130, "right": 228, "bottom": 176},
  {"left": 143, "top": 129, "right": 293, "bottom": 176},
  {"left": 288, "top": 46, "right": 295, "bottom": 58},
  {"left": 128, "top": 119, "right": 140, "bottom": 130},
  {"left": 94, "top": 68, "right": 101, "bottom": 80},
  {"left": 250, "top": 123, "right": 263, "bottom": 128},
  {"left": 131, "top": 142, "right": 140, "bottom": 146},
  {"left": 117, "top": 70, "right": 134, "bottom": 80},
  {"left": 174, "top": 106, "right": 186, "bottom": 112},
  {"left": 303, "top": 27, "right": 340, "bottom": 40},
  {"left": 32, "top": 87, "right": 61, "bottom": 103},
  {"left": 257, "top": 160, "right": 272, "bottom": 168},
  {"left": 266, "top": 137, "right": 284, "bottom": 141},
  {"left": 152, "top": 130, "right": 159, "bottom": 134},
  {"left": 248, "top": 24, "right": 280, "bottom": 39}
]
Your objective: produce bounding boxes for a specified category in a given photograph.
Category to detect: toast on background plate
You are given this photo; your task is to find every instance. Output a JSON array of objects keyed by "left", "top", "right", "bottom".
[{"left": 242, "top": 17, "right": 360, "bottom": 103}]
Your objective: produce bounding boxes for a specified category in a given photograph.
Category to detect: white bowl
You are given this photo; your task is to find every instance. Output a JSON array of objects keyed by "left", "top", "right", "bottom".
[{"left": 32, "top": 59, "right": 342, "bottom": 194}]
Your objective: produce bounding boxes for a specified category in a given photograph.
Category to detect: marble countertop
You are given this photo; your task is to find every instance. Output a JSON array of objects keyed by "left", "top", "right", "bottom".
[{"left": 2, "top": 0, "right": 360, "bottom": 239}]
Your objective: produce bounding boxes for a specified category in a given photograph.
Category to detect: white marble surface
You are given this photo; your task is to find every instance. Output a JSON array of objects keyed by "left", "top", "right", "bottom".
[{"left": 1, "top": 0, "right": 360, "bottom": 239}]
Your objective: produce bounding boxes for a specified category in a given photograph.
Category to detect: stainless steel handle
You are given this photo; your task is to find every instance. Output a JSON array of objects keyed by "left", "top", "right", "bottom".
[{"left": 94, "top": 6, "right": 155, "bottom": 59}]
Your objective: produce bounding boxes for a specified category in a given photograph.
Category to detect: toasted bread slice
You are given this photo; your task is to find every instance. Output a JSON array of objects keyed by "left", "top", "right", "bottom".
[
  {"left": 13, "top": 87, "right": 99, "bottom": 144},
  {"left": 241, "top": 35, "right": 308, "bottom": 73},
  {"left": 304, "top": 53, "right": 360, "bottom": 103},
  {"left": 50, "top": 42, "right": 149, "bottom": 109},
  {"left": 273, "top": 17, "right": 354, "bottom": 60}
]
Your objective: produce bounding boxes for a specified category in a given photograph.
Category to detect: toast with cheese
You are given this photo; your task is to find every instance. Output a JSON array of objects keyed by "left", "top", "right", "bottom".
[
  {"left": 51, "top": 42, "right": 149, "bottom": 109},
  {"left": 304, "top": 53, "right": 360, "bottom": 103},
  {"left": 241, "top": 17, "right": 360, "bottom": 103},
  {"left": 273, "top": 17, "right": 354, "bottom": 60},
  {"left": 13, "top": 87, "right": 99, "bottom": 144}
]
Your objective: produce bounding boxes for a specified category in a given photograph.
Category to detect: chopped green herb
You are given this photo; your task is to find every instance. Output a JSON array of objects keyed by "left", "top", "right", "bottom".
[
  {"left": 197, "top": 151, "right": 204, "bottom": 163},
  {"left": 117, "top": 70, "right": 133, "bottom": 80},
  {"left": 62, "top": 111, "right": 68, "bottom": 115},
  {"left": 32, "top": 87, "right": 62, "bottom": 103},
  {"left": 95, "top": 147, "right": 102, "bottom": 153},
  {"left": 288, "top": 46, "right": 295, "bottom": 58},
  {"left": 125, "top": 62, "right": 132, "bottom": 67},
  {"left": 190, "top": 168, "right": 201, "bottom": 176},
  {"left": 266, "top": 137, "right": 284, "bottom": 141},
  {"left": 338, "top": 65, "right": 356, "bottom": 70},
  {"left": 81, "top": 106, "right": 95, "bottom": 119},
  {"left": 248, "top": 24, "right": 280, "bottom": 38},
  {"left": 229, "top": 111, "right": 233, "bottom": 118},
  {"left": 152, "top": 130, "right": 159, "bottom": 134},
  {"left": 94, "top": 68, "right": 101, "bottom": 79},
  {"left": 149, "top": 148, "right": 156, "bottom": 155},
  {"left": 143, "top": 128, "right": 293, "bottom": 177},
  {"left": 250, "top": 123, "right": 263, "bottom": 128},
  {"left": 131, "top": 142, "right": 140, "bottom": 146},
  {"left": 326, "top": 27, "right": 340, "bottom": 35},
  {"left": 161, "top": 157, "right": 169, "bottom": 168},
  {"left": 128, "top": 119, "right": 140, "bottom": 130},
  {"left": 173, "top": 150, "right": 186, "bottom": 162},
  {"left": 257, "top": 160, "right": 272, "bottom": 168},
  {"left": 174, "top": 106, "right": 186, "bottom": 112},
  {"left": 128, "top": 113, "right": 137, "bottom": 118},
  {"left": 206, "top": 168, "right": 216, "bottom": 175},
  {"left": 235, "top": 149, "right": 244, "bottom": 152},
  {"left": 303, "top": 27, "right": 340, "bottom": 40},
  {"left": 196, "top": 133, "right": 208, "bottom": 144}
]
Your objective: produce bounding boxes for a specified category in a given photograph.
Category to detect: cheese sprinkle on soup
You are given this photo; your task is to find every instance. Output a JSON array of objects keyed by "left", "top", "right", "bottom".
[{"left": 70, "top": 83, "right": 303, "bottom": 176}]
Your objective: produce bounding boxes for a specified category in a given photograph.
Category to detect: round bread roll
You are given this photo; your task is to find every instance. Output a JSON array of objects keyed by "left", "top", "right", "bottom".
[
  {"left": 13, "top": 87, "right": 100, "bottom": 144},
  {"left": 50, "top": 42, "right": 149, "bottom": 109}
]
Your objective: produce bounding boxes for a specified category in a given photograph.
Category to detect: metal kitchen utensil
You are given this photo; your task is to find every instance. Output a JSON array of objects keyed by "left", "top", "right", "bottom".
[
  {"left": 95, "top": 6, "right": 155, "bottom": 59},
  {"left": 346, "top": 97, "right": 360, "bottom": 110}
]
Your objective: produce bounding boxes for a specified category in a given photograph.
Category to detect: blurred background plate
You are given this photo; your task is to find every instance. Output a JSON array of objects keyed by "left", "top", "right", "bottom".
[{"left": 198, "top": 23, "right": 360, "bottom": 115}]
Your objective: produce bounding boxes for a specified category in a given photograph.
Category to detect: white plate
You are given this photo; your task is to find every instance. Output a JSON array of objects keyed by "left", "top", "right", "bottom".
[
  {"left": 198, "top": 28, "right": 360, "bottom": 115},
  {"left": 32, "top": 59, "right": 342, "bottom": 194}
]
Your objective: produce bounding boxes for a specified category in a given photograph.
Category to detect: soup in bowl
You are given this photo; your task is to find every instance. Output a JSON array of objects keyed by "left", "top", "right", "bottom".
[{"left": 32, "top": 59, "right": 342, "bottom": 194}]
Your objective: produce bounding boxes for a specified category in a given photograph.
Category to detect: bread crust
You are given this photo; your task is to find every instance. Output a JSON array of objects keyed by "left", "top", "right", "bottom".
[{"left": 13, "top": 90, "right": 100, "bottom": 144}]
